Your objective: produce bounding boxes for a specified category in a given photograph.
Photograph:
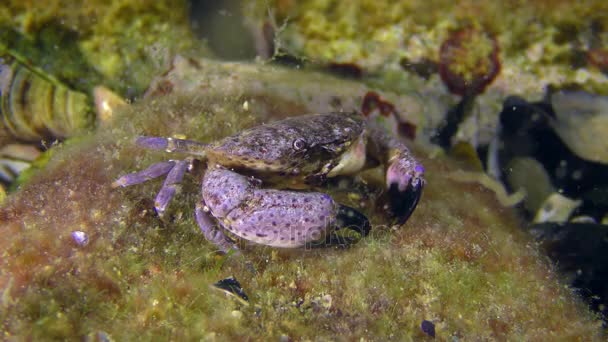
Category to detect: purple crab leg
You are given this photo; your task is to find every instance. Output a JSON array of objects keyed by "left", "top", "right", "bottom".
[
  {"left": 194, "top": 202, "right": 239, "bottom": 254},
  {"left": 154, "top": 159, "right": 189, "bottom": 215},
  {"left": 136, "top": 136, "right": 207, "bottom": 156},
  {"left": 112, "top": 161, "right": 175, "bottom": 188}
]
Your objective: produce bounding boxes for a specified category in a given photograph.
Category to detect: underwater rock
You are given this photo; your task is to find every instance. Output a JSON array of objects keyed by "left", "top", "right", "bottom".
[
  {"left": 143, "top": 56, "right": 442, "bottom": 142},
  {"left": 360, "top": 91, "right": 416, "bottom": 140},
  {"left": 0, "top": 59, "right": 603, "bottom": 340},
  {"left": 0, "top": 2, "right": 206, "bottom": 96},
  {"left": 245, "top": 1, "right": 608, "bottom": 98}
]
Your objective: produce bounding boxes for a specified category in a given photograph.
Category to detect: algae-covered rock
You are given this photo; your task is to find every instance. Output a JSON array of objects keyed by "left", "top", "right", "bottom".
[
  {"left": 0, "top": 59, "right": 603, "bottom": 339},
  {"left": 245, "top": 0, "right": 608, "bottom": 96},
  {"left": 244, "top": 0, "right": 608, "bottom": 147},
  {"left": 0, "top": 0, "right": 208, "bottom": 96}
]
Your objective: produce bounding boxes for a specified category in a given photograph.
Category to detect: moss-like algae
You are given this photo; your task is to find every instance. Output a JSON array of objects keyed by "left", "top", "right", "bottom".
[
  {"left": 0, "top": 0, "right": 208, "bottom": 96},
  {"left": 246, "top": 0, "right": 608, "bottom": 96},
  {"left": 0, "top": 77, "right": 603, "bottom": 339}
]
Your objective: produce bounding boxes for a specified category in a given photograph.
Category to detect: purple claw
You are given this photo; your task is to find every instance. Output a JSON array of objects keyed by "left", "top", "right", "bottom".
[
  {"left": 227, "top": 188, "right": 338, "bottom": 247},
  {"left": 154, "top": 160, "right": 189, "bottom": 214},
  {"left": 335, "top": 205, "right": 371, "bottom": 237},
  {"left": 201, "top": 168, "right": 370, "bottom": 248},
  {"left": 386, "top": 157, "right": 425, "bottom": 224},
  {"left": 195, "top": 202, "right": 238, "bottom": 253},
  {"left": 386, "top": 159, "right": 424, "bottom": 192},
  {"left": 112, "top": 161, "right": 175, "bottom": 188},
  {"left": 388, "top": 179, "right": 423, "bottom": 225}
]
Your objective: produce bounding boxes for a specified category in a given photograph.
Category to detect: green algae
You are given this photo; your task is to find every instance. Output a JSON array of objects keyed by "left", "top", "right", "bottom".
[
  {"left": 242, "top": 1, "right": 608, "bottom": 151},
  {"left": 0, "top": 62, "right": 604, "bottom": 339},
  {"left": 0, "top": 0, "right": 208, "bottom": 97},
  {"left": 10, "top": 146, "right": 55, "bottom": 192},
  {"left": 245, "top": 0, "right": 608, "bottom": 96},
  {"left": 0, "top": 24, "right": 104, "bottom": 94}
]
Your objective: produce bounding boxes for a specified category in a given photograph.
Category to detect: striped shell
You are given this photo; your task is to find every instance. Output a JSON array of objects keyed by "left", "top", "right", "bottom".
[{"left": 0, "top": 56, "right": 94, "bottom": 142}]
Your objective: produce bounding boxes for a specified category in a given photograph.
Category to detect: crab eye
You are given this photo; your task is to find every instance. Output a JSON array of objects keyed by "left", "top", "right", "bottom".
[{"left": 292, "top": 138, "right": 307, "bottom": 150}]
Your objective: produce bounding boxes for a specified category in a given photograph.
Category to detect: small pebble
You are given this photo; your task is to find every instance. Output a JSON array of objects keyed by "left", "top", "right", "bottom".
[
  {"left": 421, "top": 320, "right": 436, "bottom": 338},
  {"left": 71, "top": 231, "right": 89, "bottom": 246}
]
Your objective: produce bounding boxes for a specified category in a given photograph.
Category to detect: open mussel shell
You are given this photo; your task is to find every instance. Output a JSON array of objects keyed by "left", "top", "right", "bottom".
[
  {"left": 549, "top": 91, "right": 608, "bottom": 165},
  {"left": 211, "top": 276, "right": 249, "bottom": 305},
  {"left": 0, "top": 56, "right": 94, "bottom": 142}
]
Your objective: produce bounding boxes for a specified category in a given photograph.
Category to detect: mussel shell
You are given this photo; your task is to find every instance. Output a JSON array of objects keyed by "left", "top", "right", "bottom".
[{"left": 0, "top": 56, "right": 93, "bottom": 142}]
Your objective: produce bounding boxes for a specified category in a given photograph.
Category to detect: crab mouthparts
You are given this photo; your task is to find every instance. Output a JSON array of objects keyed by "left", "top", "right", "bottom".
[{"left": 327, "top": 134, "right": 367, "bottom": 177}]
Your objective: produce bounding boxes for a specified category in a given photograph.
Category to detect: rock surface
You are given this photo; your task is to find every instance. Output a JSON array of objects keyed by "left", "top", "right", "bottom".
[{"left": 0, "top": 59, "right": 603, "bottom": 340}]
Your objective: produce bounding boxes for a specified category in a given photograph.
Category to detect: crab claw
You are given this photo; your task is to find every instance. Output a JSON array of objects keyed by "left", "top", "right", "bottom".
[
  {"left": 335, "top": 204, "right": 371, "bottom": 237},
  {"left": 386, "top": 159, "right": 425, "bottom": 225},
  {"left": 202, "top": 168, "right": 373, "bottom": 249},
  {"left": 320, "top": 204, "right": 372, "bottom": 247}
]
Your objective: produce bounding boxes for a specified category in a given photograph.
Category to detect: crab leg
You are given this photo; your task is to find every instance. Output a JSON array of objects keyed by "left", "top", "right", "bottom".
[
  {"left": 195, "top": 202, "right": 239, "bottom": 253},
  {"left": 154, "top": 159, "right": 190, "bottom": 215},
  {"left": 136, "top": 136, "right": 207, "bottom": 156},
  {"left": 368, "top": 126, "right": 425, "bottom": 224},
  {"left": 112, "top": 161, "right": 176, "bottom": 188}
]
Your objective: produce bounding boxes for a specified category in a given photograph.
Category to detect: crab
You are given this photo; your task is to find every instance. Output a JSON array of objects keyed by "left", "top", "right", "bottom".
[{"left": 113, "top": 112, "right": 424, "bottom": 252}]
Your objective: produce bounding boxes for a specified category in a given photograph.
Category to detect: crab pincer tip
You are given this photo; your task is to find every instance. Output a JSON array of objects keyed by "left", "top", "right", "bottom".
[{"left": 388, "top": 177, "right": 423, "bottom": 225}]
